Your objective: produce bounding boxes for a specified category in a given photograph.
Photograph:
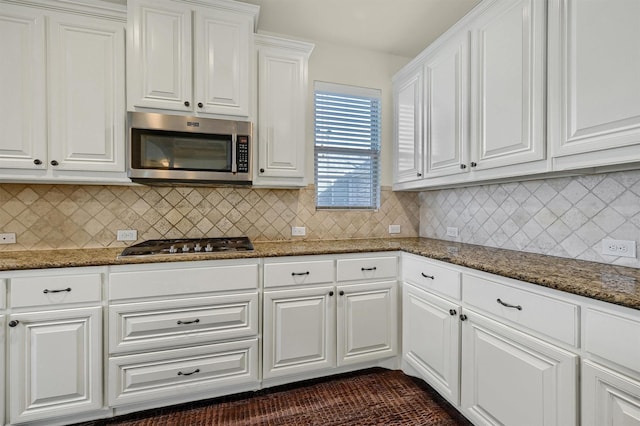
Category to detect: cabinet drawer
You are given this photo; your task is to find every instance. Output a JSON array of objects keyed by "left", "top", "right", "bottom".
[
  {"left": 402, "top": 254, "right": 461, "bottom": 300},
  {"left": 463, "top": 274, "right": 578, "bottom": 346},
  {"left": 337, "top": 256, "right": 397, "bottom": 282},
  {"left": 264, "top": 260, "right": 334, "bottom": 288},
  {"left": 108, "top": 338, "right": 258, "bottom": 406},
  {"left": 109, "top": 292, "right": 258, "bottom": 354},
  {"left": 584, "top": 308, "right": 640, "bottom": 373},
  {"left": 109, "top": 263, "right": 258, "bottom": 300},
  {"left": 10, "top": 274, "right": 102, "bottom": 308}
]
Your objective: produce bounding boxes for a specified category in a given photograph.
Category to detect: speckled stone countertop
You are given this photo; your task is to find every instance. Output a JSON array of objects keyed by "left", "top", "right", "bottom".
[{"left": 0, "top": 237, "right": 638, "bottom": 311}]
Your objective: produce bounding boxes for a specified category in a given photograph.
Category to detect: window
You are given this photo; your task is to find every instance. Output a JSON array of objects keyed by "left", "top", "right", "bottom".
[{"left": 314, "top": 82, "right": 381, "bottom": 210}]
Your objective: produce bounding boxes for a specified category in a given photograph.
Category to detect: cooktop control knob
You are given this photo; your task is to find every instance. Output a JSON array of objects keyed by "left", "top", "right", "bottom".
[
  {"left": 169, "top": 245, "right": 178, "bottom": 253},
  {"left": 194, "top": 243, "right": 202, "bottom": 252},
  {"left": 182, "top": 244, "right": 189, "bottom": 253},
  {"left": 205, "top": 243, "right": 213, "bottom": 252}
]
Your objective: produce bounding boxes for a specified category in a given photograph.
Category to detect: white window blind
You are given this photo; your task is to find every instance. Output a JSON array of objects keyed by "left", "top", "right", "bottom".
[{"left": 314, "top": 82, "right": 381, "bottom": 210}]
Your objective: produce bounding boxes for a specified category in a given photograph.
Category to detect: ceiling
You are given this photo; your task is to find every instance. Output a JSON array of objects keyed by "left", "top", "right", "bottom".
[{"left": 237, "top": 0, "right": 481, "bottom": 58}]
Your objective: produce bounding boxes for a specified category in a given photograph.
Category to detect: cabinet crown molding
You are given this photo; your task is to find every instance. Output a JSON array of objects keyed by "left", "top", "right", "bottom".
[
  {"left": 255, "top": 33, "right": 315, "bottom": 56},
  {"left": 0, "top": 0, "right": 126, "bottom": 19}
]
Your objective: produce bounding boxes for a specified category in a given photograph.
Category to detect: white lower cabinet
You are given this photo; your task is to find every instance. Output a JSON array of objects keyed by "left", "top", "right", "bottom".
[
  {"left": 263, "top": 254, "right": 398, "bottom": 381},
  {"left": 8, "top": 307, "right": 103, "bottom": 424},
  {"left": 0, "top": 314, "right": 5, "bottom": 426},
  {"left": 402, "top": 283, "right": 460, "bottom": 405},
  {"left": 582, "top": 360, "right": 640, "bottom": 426},
  {"left": 460, "top": 310, "right": 578, "bottom": 426}
]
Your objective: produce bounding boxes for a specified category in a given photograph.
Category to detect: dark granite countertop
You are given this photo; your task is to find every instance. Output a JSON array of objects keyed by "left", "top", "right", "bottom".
[{"left": 0, "top": 237, "right": 638, "bottom": 311}]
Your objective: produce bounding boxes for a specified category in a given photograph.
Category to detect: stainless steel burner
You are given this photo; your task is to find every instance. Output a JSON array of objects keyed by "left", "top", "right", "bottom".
[{"left": 118, "top": 237, "right": 254, "bottom": 257}]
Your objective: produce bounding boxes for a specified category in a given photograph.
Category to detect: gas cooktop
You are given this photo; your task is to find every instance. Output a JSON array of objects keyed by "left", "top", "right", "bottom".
[{"left": 118, "top": 237, "right": 254, "bottom": 257}]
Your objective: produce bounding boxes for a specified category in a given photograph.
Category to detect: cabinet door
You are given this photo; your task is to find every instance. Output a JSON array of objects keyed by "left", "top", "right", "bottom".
[
  {"left": 582, "top": 360, "right": 640, "bottom": 426},
  {"left": 393, "top": 68, "right": 424, "bottom": 183},
  {"left": 0, "top": 4, "right": 47, "bottom": 170},
  {"left": 402, "top": 284, "right": 460, "bottom": 405},
  {"left": 263, "top": 286, "right": 335, "bottom": 379},
  {"left": 470, "top": 0, "right": 546, "bottom": 170},
  {"left": 337, "top": 281, "right": 397, "bottom": 366},
  {"left": 256, "top": 40, "right": 310, "bottom": 181},
  {"left": 461, "top": 311, "right": 578, "bottom": 426},
  {"left": 8, "top": 307, "right": 102, "bottom": 424},
  {"left": 548, "top": 0, "right": 640, "bottom": 169},
  {"left": 127, "top": 0, "right": 192, "bottom": 111},
  {"left": 195, "top": 8, "right": 250, "bottom": 117},
  {"left": 48, "top": 13, "right": 125, "bottom": 172},
  {"left": 425, "top": 33, "right": 470, "bottom": 178},
  {"left": 0, "top": 315, "right": 4, "bottom": 426}
]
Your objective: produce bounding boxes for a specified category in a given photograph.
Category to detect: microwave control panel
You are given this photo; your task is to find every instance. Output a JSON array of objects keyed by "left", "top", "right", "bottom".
[{"left": 237, "top": 136, "right": 249, "bottom": 173}]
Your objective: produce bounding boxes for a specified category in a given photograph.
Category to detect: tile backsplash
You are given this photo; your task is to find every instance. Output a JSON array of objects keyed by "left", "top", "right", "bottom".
[
  {"left": 420, "top": 169, "right": 640, "bottom": 268},
  {"left": 0, "top": 184, "right": 420, "bottom": 251}
]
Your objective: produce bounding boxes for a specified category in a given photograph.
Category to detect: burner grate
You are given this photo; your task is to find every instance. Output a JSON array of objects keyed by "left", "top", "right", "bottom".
[{"left": 119, "top": 237, "right": 254, "bottom": 257}]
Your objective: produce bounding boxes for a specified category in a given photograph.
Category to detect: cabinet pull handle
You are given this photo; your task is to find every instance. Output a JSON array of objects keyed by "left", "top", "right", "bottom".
[
  {"left": 291, "top": 271, "right": 310, "bottom": 276},
  {"left": 421, "top": 273, "right": 435, "bottom": 279},
  {"left": 361, "top": 267, "right": 377, "bottom": 271},
  {"left": 33, "top": 159, "right": 42, "bottom": 165},
  {"left": 50, "top": 160, "right": 59, "bottom": 166},
  {"left": 496, "top": 298, "right": 522, "bottom": 311},
  {"left": 459, "top": 314, "right": 468, "bottom": 321},
  {"left": 449, "top": 309, "right": 457, "bottom": 316},
  {"left": 177, "top": 369, "right": 200, "bottom": 376},
  {"left": 8, "top": 320, "right": 19, "bottom": 327},
  {"left": 177, "top": 319, "right": 200, "bottom": 325},
  {"left": 43, "top": 287, "right": 71, "bottom": 294},
  {"left": 329, "top": 291, "right": 334, "bottom": 296}
]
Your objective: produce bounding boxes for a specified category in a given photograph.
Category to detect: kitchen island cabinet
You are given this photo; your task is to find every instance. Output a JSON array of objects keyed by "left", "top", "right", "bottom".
[{"left": 0, "top": 0, "right": 127, "bottom": 184}]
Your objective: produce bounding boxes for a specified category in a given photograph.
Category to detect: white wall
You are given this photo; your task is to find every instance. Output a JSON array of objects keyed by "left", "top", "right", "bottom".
[{"left": 305, "top": 40, "right": 410, "bottom": 186}]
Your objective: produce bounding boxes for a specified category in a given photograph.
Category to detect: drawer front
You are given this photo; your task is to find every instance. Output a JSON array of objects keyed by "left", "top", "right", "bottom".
[
  {"left": 584, "top": 308, "right": 640, "bottom": 373},
  {"left": 109, "top": 263, "right": 258, "bottom": 300},
  {"left": 402, "top": 254, "right": 461, "bottom": 300},
  {"left": 264, "top": 260, "right": 334, "bottom": 288},
  {"left": 463, "top": 274, "right": 578, "bottom": 346},
  {"left": 337, "top": 256, "right": 398, "bottom": 282},
  {"left": 109, "top": 292, "right": 259, "bottom": 354},
  {"left": 108, "top": 339, "right": 258, "bottom": 407},
  {"left": 10, "top": 274, "right": 102, "bottom": 308}
]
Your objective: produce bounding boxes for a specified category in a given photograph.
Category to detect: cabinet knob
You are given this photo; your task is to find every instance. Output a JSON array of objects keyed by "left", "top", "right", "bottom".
[
  {"left": 8, "top": 320, "right": 19, "bottom": 327},
  {"left": 329, "top": 291, "right": 334, "bottom": 296},
  {"left": 33, "top": 159, "right": 42, "bottom": 165},
  {"left": 260, "top": 168, "right": 265, "bottom": 173},
  {"left": 197, "top": 102, "right": 203, "bottom": 108},
  {"left": 460, "top": 164, "right": 467, "bottom": 169},
  {"left": 339, "top": 290, "right": 345, "bottom": 296},
  {"left": 184, "top": 101, "right": 190, "bottom": 107},
  {"left": 50, "top": 160, "right": 59, "bottom": 166},
  {"left": 470, "top": 162, "right": 477, "bottom": 167},
  {"left": 459, "top": 314, "right": 468, "bottom": 321},
  {"left": 417, "top": 172, "right": 422, "bottom": 177},
  {"left": 449, "top": 309, "right": 457, "bottom": 316}
]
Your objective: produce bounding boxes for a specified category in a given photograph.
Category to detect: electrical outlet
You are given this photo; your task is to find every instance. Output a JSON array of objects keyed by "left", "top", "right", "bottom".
[
  {"left": 601, "top": 239, "right": 636, "bottom": 258},
  {"left": 388, "top": 224, "right": 401, "bottom": 234},
  {"left": 117, "top": 229, "right": 138, "bottom": 241},
  {"left": 446, "top": 227, "right": 459, "bottom": 238},
  {"left": 0, "top": 233, "right": 16, "bottom": 244},
  {"left": 291, "top": 226, "right": 306, "bottom": 237}
]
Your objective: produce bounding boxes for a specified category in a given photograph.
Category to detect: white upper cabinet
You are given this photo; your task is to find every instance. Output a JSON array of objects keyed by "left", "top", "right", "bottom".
[
  {"left": 424, "top": 31, "right": 470, "bottom": 178},
  {"left": 254, "top": 35, "right": 313, "bottom": 186},
  {"left": 548, "top": 0, "right": 640, "bottom": 170},
  {"left": 127, "top": 0, "right": 257, "bottom": 118},
  {"left": 393, "top": 66, "right": 424, "bottom": 184},
  {"left": 0, "top": 4, "right": 46, "bottom": 170},
  {"left": 0, "top": 0, "right": 127, "bottom": 182},
  {"left": 469, "top": 0, "right": 546, "bottom": 171}
]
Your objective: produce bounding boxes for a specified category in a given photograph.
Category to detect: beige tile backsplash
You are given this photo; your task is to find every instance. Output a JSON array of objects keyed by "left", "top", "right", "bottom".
[
  {"left": 0, "top": 184, "right": 420, "bottom": 251},
  {"left": 420, "top": 170, "right": 640, "bottom": 268}
]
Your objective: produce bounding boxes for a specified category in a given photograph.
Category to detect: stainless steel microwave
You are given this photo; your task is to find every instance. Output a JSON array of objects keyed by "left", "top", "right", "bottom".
[{"left": 127, "top": 112, "right": 252, "bottom": 185}]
